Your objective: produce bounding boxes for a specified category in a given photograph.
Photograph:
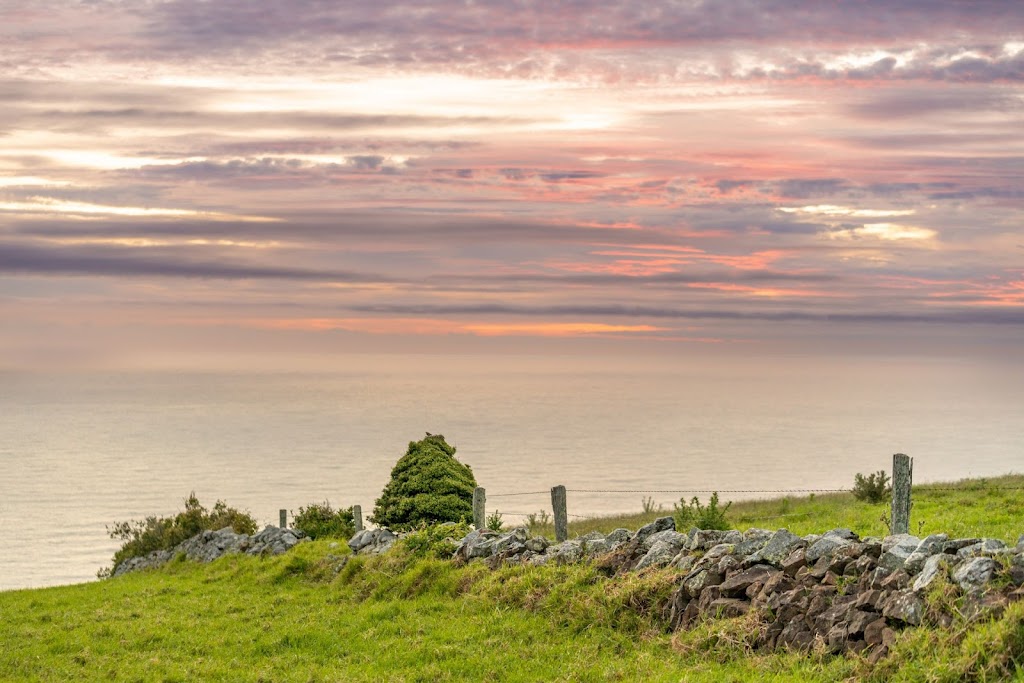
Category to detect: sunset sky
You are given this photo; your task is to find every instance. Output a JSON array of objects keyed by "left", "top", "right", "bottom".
[{"left": 3, "top": 1, "right": 1023, "bottom": 370}]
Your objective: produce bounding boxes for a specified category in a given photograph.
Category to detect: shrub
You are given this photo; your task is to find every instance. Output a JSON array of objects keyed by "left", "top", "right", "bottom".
[
  {"left": 401, "top": 521, "right": 474, "bottom": 559},
  {"left": 106, "top": 493, "right": 257, "bottom": 573},
  {"left": 291, "top": 501, "right": 355, "bottom": 540},
  {"left": 673, "top": 492, "right": 732, "bottom": 530},
  {"left": 525, "top": 510, "right": 551, "bottom": 532},
  {"left": 852, "top": 470, "right": 892, "bottom": 504},
  {"left": 486, "top": 509, "right": 504, "bottom": 532},
  {"left": 371, "top": 434, "right": 477, "bottom": 531}
]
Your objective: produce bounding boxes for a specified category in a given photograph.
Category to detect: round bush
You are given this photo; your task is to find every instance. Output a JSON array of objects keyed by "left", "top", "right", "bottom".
[{"left": 371, "top": 434, "right": 477, "bottom": 531}]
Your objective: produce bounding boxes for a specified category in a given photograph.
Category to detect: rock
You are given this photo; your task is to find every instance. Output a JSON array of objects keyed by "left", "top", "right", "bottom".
[
  {"left": 606, "top": 528, "right": 632, "bottom": 547},
  {"left": 854, "top": 589, "right": 884, "bottom": 612},
  {"left": 636, "top": 535, "right": 687, "bottom": 570},
  {"left": 525, "top": 536, "right": 550, "bottom": 553},
  {"left": 880, "top": 569, "right": 910, "bottom": 591},
  {"left": 551, "top": 540, "right": 584, "bottom": 565},
  {"left": 781, "top": 548, "right": 807, "bottom": 576},
  {"left": 674, "top": 553, "right": 695, "bottom": 572},
  {"left": 825, "top": 528, "right": 860, "bottom": 542},
  {"left": 733, "top": 528, "right": 773, "bottom": 556},
  {"left": 881, "top": 534, "right": 920, "bottom": 554},
  {"left": 346, "top": 528, "right": 394, "bottom": 556},
  {"left": 943, "top": 538, "right": 982, "bottom": 553},
  {"left": 746, "top": 529, "right": 805, "bottom": 567},
  {"left": 690, "top": 529, "right": 727, "bottom": 551},
  {"left": 863, "top": 618, "right": 887, "bottom": 646},
  {"left": 881, "top": 590, "right": 924, "bottom": 626},
  {"left": 912, "top": 553, "right": 949, "bottom": 593},
  {"left": 453, "top": 529, "right": 494, "bottom": 561},
  {"left": 719, "top": 565, "right": 779, "bottom": 598},
  {"left": 961, "top": 592, "right": 1009, "bottom": 622},
  {"left": 634, "top": 517, "right": 675, "bottom": 545},
  {"left": 878, "top": 535, "right": 921, "bottom": 572},
  {"left": 952, "top": 557, "right": 997, "bottom": 592},
  {"left": 682, "top": 568, "right": 724, "bottom": 598},
  {"left": 708, "top": 598, "right": 750, "bottom": 619},
  {"left": 805, "top": 536, "right": 852, "bottom": 563},
  {"left": 491, "top": 527, "right": 528, "bottom": 555},
  {"left": 642, "top": 529, "right": 686, "bottom": 553}
]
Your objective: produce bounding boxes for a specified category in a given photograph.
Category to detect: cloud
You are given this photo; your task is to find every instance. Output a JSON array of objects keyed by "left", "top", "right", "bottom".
[{"left": 0, "top": 241, "right": 374, "bottom": 282}]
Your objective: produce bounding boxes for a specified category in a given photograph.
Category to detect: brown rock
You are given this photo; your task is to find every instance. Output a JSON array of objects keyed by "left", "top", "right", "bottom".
[
  {"left": 845, "top": 638, "right": 868, "bottom": 655},
  {"left": 679, "top": 600, "right": 701, "bottom": 629},
  {"left": 807, "top": 594, "right": 830, "bottom": 619},
  {"left": 866, "top": 567, "right": 891, "bottom": 590},
  {"left": 826, "top": 623, "right": 848, "bottom": 653},
  {"left": 881, "top": 627, "right": 897, "bottom": 648},
  {"left": 821, "top": 570, "right": 840, "bottom": 586},
  {"left": 1009, "top": 587, "right": 1024, "bottom": 603},
  {"left": 814, "top": 601, "right": 855, "bottom": 635},
  {"left": 697, "top": 585, "right": 724, "bottom": 612},
  {"left": 880, "top": 569, "right": 910, "bottom": 591},
  {"left": 719, "top": 565, "right": 779, "bottom": 598},
  {"left": 846, "top": 554, "right": 877, "bottom": 577},
  {"left": 866, "top": 644, "right": 889, "bottom": 665},
  {"left": 708, "top": 598, "right": 751, "bottom": 619},
  {"left": 863, "top": 618, "right": 887, "bottom": 646},
  {"left": 782, "top": 548, "right": 807, "bottom": 576},
  {"left": 881, "top": 590, "right": 924, "bottom": 626},
  {"left": 847, "top": 609, "right": 877, "bottom": 636},
  {"left": 855, "top": 589, "right": 885, "bottom": 612}
]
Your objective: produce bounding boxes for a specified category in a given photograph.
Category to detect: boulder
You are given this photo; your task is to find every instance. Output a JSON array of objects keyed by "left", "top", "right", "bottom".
[
  {"left": 912, "top": 553, "right": 950, "bottom": 593},
  {"left": 633, "top": 517, "right": 675, "bottom": 545},
  {"left": 805, "top": 536, "right": 852, "bottom": 564},
  {"left": 881, "top": 590, "right": 924, "bottom": 626},
  {"left": 952, "top": 557, "right": 997, "bottom": 592},
  {"left": 878, "top": 535, "right": 921, "bottom": 572},
  {"left": 636, "top": 534, "right": 688, "bottom": 570},
  {"left": 719, "top": 565, "right": 778, "bottom": 598},
  {"left": 746, "top": 529, "right": 805, "bottom": 567}
]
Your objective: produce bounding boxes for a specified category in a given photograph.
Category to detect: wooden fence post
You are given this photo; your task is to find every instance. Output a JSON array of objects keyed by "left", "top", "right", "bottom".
[
  {"left": 551, "top": 485, "right": 568, "bottom": 542},
  {"left": 353, "top": 504, "right": 363, "bottom": 533},
  {"left": 891, "top": 453, "right": 913, "bottom": 535},
  {"left": 473, "top": 487, "right": 486, "bottom": 530},
  {"left": 279, "top": 509, "right": 287, "bottom": 529}
]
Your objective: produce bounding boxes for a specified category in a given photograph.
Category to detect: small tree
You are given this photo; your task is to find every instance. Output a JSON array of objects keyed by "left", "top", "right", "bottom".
[
  {"left": 371, "top": 434, "right": 477, "bottom": 531},
  {"left": 291, "top": 502, "right": 355, "bottom": 540},
  {"left": 852, "top": 470, "right": 892, "bottom": 504},
  {"left": 673, "top": 492, "right": 732, "bottom": 530}
]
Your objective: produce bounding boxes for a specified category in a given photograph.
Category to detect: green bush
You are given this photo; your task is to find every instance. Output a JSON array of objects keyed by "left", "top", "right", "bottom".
[
  {"left": 401, "top": 521, "right": 474, "bottom": 559},
  {"left": 291, "top": 502, "right": 355, "bottom": 540},
  {"left": 852, "top": 470, "right": 892, "bottom": 504},
  {"left": 673, "top": 492, "right": 732, "bottom": 531},
  {"left": 106, "top": 493, "right": 257, "bottom": 573},
  {"left": 486, "top": 509, "right": 504, "bottom": 532},
  {"left": 371, "top": 434, "right": 477, "bottom": 531}
]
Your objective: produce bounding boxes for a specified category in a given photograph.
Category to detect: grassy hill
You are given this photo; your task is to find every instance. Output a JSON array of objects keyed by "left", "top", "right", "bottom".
[{"left": 2, "top": 475, "right": 1023, "bottom": 682}]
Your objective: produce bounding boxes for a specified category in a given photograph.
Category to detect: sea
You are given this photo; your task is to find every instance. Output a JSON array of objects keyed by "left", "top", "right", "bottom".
[{"left": 2, "top": 354, "right": 1022, "bottom": 591}]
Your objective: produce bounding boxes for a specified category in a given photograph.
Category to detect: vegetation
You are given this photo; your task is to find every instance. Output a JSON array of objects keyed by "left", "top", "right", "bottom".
[
  {"left": 371, "top": 434, "right": 477, "bottom": 531},
  {"left": 853, "top": 470, "right": 893, "bottom": 504},
  {"left": 673, "top": 491, "right": 732, "bottom": 531},
  {"left": 4, "top": 475, "right": 1024, "bottom": 681},
  {"left": 290, "top": 502, "right": 355, "bottom": 540},
  {"left": 486, "top": 509, "right": 504, "bottom": 532},
  {"left": 104, "top": 493, "right": 256, "bottom": 575}
]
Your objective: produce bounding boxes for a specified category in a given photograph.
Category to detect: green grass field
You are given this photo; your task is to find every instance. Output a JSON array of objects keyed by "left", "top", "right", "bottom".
[{"left": 2, "top": 475, "right": 1023, "bottom": 682}]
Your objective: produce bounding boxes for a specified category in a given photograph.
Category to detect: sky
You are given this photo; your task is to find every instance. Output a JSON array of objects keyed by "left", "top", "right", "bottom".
[{"left": 2, "top": 0, "right": 1023, "bottom": 370}]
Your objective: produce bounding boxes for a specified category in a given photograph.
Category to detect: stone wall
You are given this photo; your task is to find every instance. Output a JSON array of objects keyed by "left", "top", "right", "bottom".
[{"left": 352, "top": 518, "right": 1024, "bottom": 660}]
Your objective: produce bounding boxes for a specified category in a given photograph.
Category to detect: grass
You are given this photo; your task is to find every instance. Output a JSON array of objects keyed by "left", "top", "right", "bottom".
[
  {"left": 1, "top": 475, "right": 1023, "bottom": 682},
  {"left": 534, "top": 474, "right": 1024, "bottom": 543}
]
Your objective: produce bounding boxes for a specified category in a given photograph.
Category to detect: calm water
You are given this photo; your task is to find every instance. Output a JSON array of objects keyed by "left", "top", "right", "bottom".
[{"left": 2, "top": 355, "right": 1022, "bottom": 590}]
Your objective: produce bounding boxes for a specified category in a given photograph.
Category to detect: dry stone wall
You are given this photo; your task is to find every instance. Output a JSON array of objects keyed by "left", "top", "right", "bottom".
[{"left": 349, "top": 517, "right": 1024, "bottom": 660}]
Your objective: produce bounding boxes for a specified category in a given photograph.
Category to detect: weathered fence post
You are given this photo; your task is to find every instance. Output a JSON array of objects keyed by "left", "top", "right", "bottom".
[
  {"left": 551, "top": 485, "right": 568, "bottom": 542},
  {"left": 353, "top": 504, "right": 363, "bottom": 533},
  {"left": 891, "top": 453, "right": 913, "bottom": 535},
  {"left": 279, "top": 509, "right": 287, "bottom": 529},
  {"left": 473, "top": 487, "right": 486, "bottom": 530}
]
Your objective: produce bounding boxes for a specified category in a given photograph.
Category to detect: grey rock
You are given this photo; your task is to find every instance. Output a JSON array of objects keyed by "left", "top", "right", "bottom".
[
  {"left": 746, "top": 529, "right": 805, "bottom": 567},
  {"left": 633, "top": 517, "right": 675, "bottom": 545},
  {"left": 881, "top": 534, "right": 920, "bottom": 554},
  {"left": 912, "top": 553, "right": 950, "bottom": 593},
  {"left": 805, "top": 536, "right": 852, "bottom": 563},
  {"left": 551, "top": 540, "right": 584, "bottom": 565},
  {"left": 953, "top": 557, "right": 997, "bottom": 592},
  {"left": 733, "top": 528, "right": 773, "bottom": 556},
  {"left": 348, "top": 528, "right": 394, "bottom": 556},
  {"left": 606, "top": 528, "right": 632, "bottom": 547},
  {"left": 690, "top": 529, "right": 727, "bottom": 551},
  {"left": 673, "top": 553, "right": 696, "bottom": 572},
  {"left": 582, "top": 538, "right": 612, "bottom": 557},
  {"left": 943, "top": 538, "right": 982, "bottom": 553},
  {"left": 492, "top": 527, "right": 529, "bottom": 555},
  {"left": 636, "top": 536, "right": 688, "bottom": 570},
  {"left": 643, "top": 529, "right": 686, "bottom": 552},
  {"left": 453, "top": 529, "right": 494, "bottom": 561},
  {"left": 882, "top": 590, "right": 924, "bottom": 626},
  {"left": 825, "top": 528, "right": 859, "bottom": 542},
  {"left": 878, "top": 536, "right": 921, "bottom": 572},
  {"left": 525, "top": 536, "right": 550, "bottom": 553}
]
